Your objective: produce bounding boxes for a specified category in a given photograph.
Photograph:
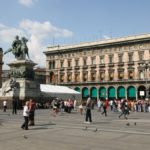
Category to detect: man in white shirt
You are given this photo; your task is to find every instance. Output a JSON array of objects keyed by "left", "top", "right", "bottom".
[
  {"left": 3, "top": 100, "right": 7, "bottom": 112},
  {"left": 21, "top": 101, "right": 29, "bottom": 130}
]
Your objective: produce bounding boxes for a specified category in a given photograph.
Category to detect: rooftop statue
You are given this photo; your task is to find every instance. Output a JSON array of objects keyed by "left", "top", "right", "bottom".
[{"left": 4, "top": 35, "right": 30, "bottom": 60}]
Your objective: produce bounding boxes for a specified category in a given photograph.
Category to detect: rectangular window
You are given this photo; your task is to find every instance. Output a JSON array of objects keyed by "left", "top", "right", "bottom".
[
  {"left": 140, "top": 71, "right": 144, "bottom": 79},
  {"left": 128, "top": 71, "right": 134, "bottom": 79},
  {"left": 83, "top": 58, "right": 87, "bottom": 66},
  {"left": 128, "top": 53, "right": 133, "bottom": 62},
  {"left": 91, "top": 72, "right": 96, "bottom": 81},
  {"left": 60, "top": 74, "right": 64, "bottom": 82},
  {"left": 91, "top": 56, "right": 96, "bottom": 65},
  {"left": 75, "top": 74, "right": 80, "bottom": 82},
  {"left": 60, "top": 60, "right": 64, "bottom": 68},
  {"left": 68, "top": 59, "right": 71, "bottom": 67},
  {"left": 83, "top": 72, "right": 88, "bottom": 81},
  {"left": 75, "top": 59, "right": 79, "bottom": 66},
  {"left": 118, "top": 54, "right": 123, "bottom": 63},
  {"left": 100, "top": 56, "right": 104, "bottom": 64},
  {"left": 49, "top": 61, "right": 55, "bottom": 69},
  {"left": 139, "top": 51, "right": 144, "bottom": 61},
  {"left": 109, "top": 55, "right": 113, "bottom": 63},
  {"left": 67, "top": 74, "right": 72, "bottom": 82}
]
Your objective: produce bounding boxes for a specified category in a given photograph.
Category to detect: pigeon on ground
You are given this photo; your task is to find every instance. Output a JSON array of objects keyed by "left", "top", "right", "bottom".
[
  {"left": 93, "top": 128, "right": 98, "bottom": 132},
  {"left": 83, "top": 126, "right": 88, "bottom": 130},
  {"left": 134, "top": 122, "right": 137, "bottom": 126},
  {"left": 23, "top": 135, "right": 28, "bottom": 139},
  {"left": 126, "top": 123, "right": 130, "bottom": 126}
]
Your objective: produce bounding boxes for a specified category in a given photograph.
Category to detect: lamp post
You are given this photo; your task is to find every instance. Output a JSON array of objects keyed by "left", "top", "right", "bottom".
[{"left": 144, "top": 62, "right": 149, "bottom": 100}]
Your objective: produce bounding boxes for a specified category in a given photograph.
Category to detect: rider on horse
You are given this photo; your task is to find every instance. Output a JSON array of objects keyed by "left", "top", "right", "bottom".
[{"left": 4, "top": 35, "right": 30, "bottom": 60}]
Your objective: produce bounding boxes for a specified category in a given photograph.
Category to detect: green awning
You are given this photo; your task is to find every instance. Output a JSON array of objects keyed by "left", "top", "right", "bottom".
[
  {"left": 128, "top": 86, "right": 136, "bottom": 98},
  {"left": 108, "top": 87, "right": 116, "bottom": 98},
  {"left": 99, "top": 87, "right": 106, "bottom": 98},
  {"left": 91, "top": 87, "right": 97, "bottom": 98},
  {"left": 118, "top": 87, "right": 125, "bottom": 98},
  {"left": 74, "top": 87, "right": 80, "bottom": 92},
  {"left": 82, "top": 87, "right": 89, "bottom": 98}
]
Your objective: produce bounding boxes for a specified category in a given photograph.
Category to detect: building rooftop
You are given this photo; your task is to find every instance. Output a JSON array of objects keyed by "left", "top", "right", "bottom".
[{"left": 45, "top": 33, "right": 150, "bottom": 53}]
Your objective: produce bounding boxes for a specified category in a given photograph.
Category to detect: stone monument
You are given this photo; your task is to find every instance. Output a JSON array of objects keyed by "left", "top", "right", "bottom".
[{"left": 1, "top": 35, "right": 41, "bottom": 107}]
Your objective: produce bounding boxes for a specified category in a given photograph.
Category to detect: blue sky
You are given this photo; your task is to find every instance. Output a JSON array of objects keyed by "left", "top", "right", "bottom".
[{"left": 1, "top": 0, "right": 150, "bottom": 69}]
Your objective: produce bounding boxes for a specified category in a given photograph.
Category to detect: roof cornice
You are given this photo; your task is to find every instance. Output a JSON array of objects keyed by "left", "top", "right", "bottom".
[{"left": 44, "top": 33, "right": 150, "bottom": 54}]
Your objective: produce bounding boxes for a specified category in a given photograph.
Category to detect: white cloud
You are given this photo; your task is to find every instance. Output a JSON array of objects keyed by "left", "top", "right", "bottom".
[
  {"left": 0, "top": 19, "right": 73, "bottom": 69},
  {"left": 0, "top": 23, "right": 24, "bottom": 43},
  {"left": 19, "top": 19, "right": 73, "bottom": 67},
  {"left": 20, "top": 19, "right": 73, "bottom": 38},
  {"left": 103, "top": 35, "right": 111, "bottom": 40},
  {"left": 18, "top": 0, "right": 37, "bottom": 7}
]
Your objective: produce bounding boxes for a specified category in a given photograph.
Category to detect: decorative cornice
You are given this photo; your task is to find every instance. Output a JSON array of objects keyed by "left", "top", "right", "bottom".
[{"left": 45, "top": 33, "right": 150, "bottom": 54}]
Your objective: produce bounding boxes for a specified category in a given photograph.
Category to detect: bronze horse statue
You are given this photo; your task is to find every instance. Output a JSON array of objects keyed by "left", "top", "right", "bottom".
[{"left": 4, "top": 36, "right": 30, "bottom": 60}]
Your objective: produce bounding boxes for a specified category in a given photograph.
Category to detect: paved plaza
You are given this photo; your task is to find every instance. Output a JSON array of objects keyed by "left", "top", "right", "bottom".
[{"left": 0, "top": 108, "right": 150, "bottom": 150}]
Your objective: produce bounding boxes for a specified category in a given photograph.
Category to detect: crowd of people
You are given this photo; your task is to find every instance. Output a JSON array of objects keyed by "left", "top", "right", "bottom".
[
  {"left": 97, "top": 99, "right": 150, "bottom": 113},
  {"left": 2, "top": 97, "right": 150, "bottom": 130}
]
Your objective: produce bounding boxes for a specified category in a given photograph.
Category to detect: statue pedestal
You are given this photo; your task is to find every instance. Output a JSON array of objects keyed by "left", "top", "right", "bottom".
[{"left": 0, "top": 60, "right": 41, "bottom": 107}]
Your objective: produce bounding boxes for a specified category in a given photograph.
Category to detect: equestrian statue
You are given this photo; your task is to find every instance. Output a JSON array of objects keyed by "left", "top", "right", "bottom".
[{"left": 4, "top": 35, "right": 30, "bottom": 60}]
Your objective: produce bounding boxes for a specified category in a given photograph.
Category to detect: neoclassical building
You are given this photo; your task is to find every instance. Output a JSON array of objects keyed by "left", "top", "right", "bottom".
[{"left": 44, "top": 34, "right": 150, "bottom": 101}]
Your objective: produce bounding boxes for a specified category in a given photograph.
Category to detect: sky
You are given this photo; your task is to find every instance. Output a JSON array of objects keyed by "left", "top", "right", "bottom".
[{"left": 1, "top": 0, "right": 150, "bottom": 69}]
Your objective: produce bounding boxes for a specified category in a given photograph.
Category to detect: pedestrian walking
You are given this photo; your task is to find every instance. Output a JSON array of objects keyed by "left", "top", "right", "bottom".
[
  {"left": 28, "top": 99, "right": 36, "bottom": 126},
  {"left": 118, "top": 99, "right": 129, "bottom": 119},
  {"left": 73, "top": 99, "right": 77, "bottom": 111},
  {"left": 52, "top": 99, "right": 59, "bottom": 117},
  {"left": 12, "top": 98, "right": 18, "bottom": 114},
  {"left": 3, "top": 100, "right": 7, "bottom": 112},
  {"left": 84, "top": 96, "right": 92, "bottom": 123},
  {"left": 21, "top": 101, "right": 29, "bottom": 130},
  {"left": 101, "top": 100, "right": 107, "bottom": 116},
  {"left": 97, "top": 99, "right": 102, "bottom": 112},
  {"left": 79, "top": 101, "right": 83, "bottom": 115}
]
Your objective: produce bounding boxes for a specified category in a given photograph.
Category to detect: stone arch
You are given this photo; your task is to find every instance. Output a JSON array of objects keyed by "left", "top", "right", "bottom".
[
  {"left": 108, "top": 86, "right": 116, "bottom": 100},
  {"left": 90, "top": 87, "right": 97, "bottom": 100},
  {"left": 99, "top": 87, "right": 106, "bottom": 100},
  {"left": 74, "top": 87, "right": 80, "bottom": 92},
  {"left": 50, "top": 72, "right": 55, "bottom": 83},
  {"left": 117, "top": 86, "right": 126, "bottom": 99},
  {"left": 82, "top": 87, "right": 89, "bottom": 99},
  {"left": 137, "top": 85, "right": 146, "bottom": 99},
  {"left": 127, "top": 86, "right": 136, "bottom": 100}
]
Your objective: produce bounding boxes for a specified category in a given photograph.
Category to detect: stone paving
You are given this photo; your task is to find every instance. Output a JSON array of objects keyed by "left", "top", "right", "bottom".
[{"left": 0, "top": 108, "right": 150, "bottom": 150}]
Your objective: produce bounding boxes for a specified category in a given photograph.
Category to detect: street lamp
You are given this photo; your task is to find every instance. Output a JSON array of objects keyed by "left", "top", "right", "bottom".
[{"left": 144, "top": 62, "right": 149, "bottom": 100}]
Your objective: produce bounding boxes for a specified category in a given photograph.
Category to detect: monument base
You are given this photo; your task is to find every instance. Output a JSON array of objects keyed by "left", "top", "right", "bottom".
[{"left": 0, "top": 60, "right": 41, "bottom": 108}]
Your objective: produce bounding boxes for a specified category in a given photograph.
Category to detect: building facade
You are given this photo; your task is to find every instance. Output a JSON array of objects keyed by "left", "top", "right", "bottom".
[
  {"left": 44, "top": 34, "right": 150, "bottom": 101},
  {"left": 34, "top": 67, "right": 46, "bottom": 84}
]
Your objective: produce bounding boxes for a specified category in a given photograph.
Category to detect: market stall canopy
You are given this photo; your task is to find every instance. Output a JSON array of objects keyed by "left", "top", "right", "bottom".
[{"left": 40, "top": 84, "right": 81, "bottom": 100}]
